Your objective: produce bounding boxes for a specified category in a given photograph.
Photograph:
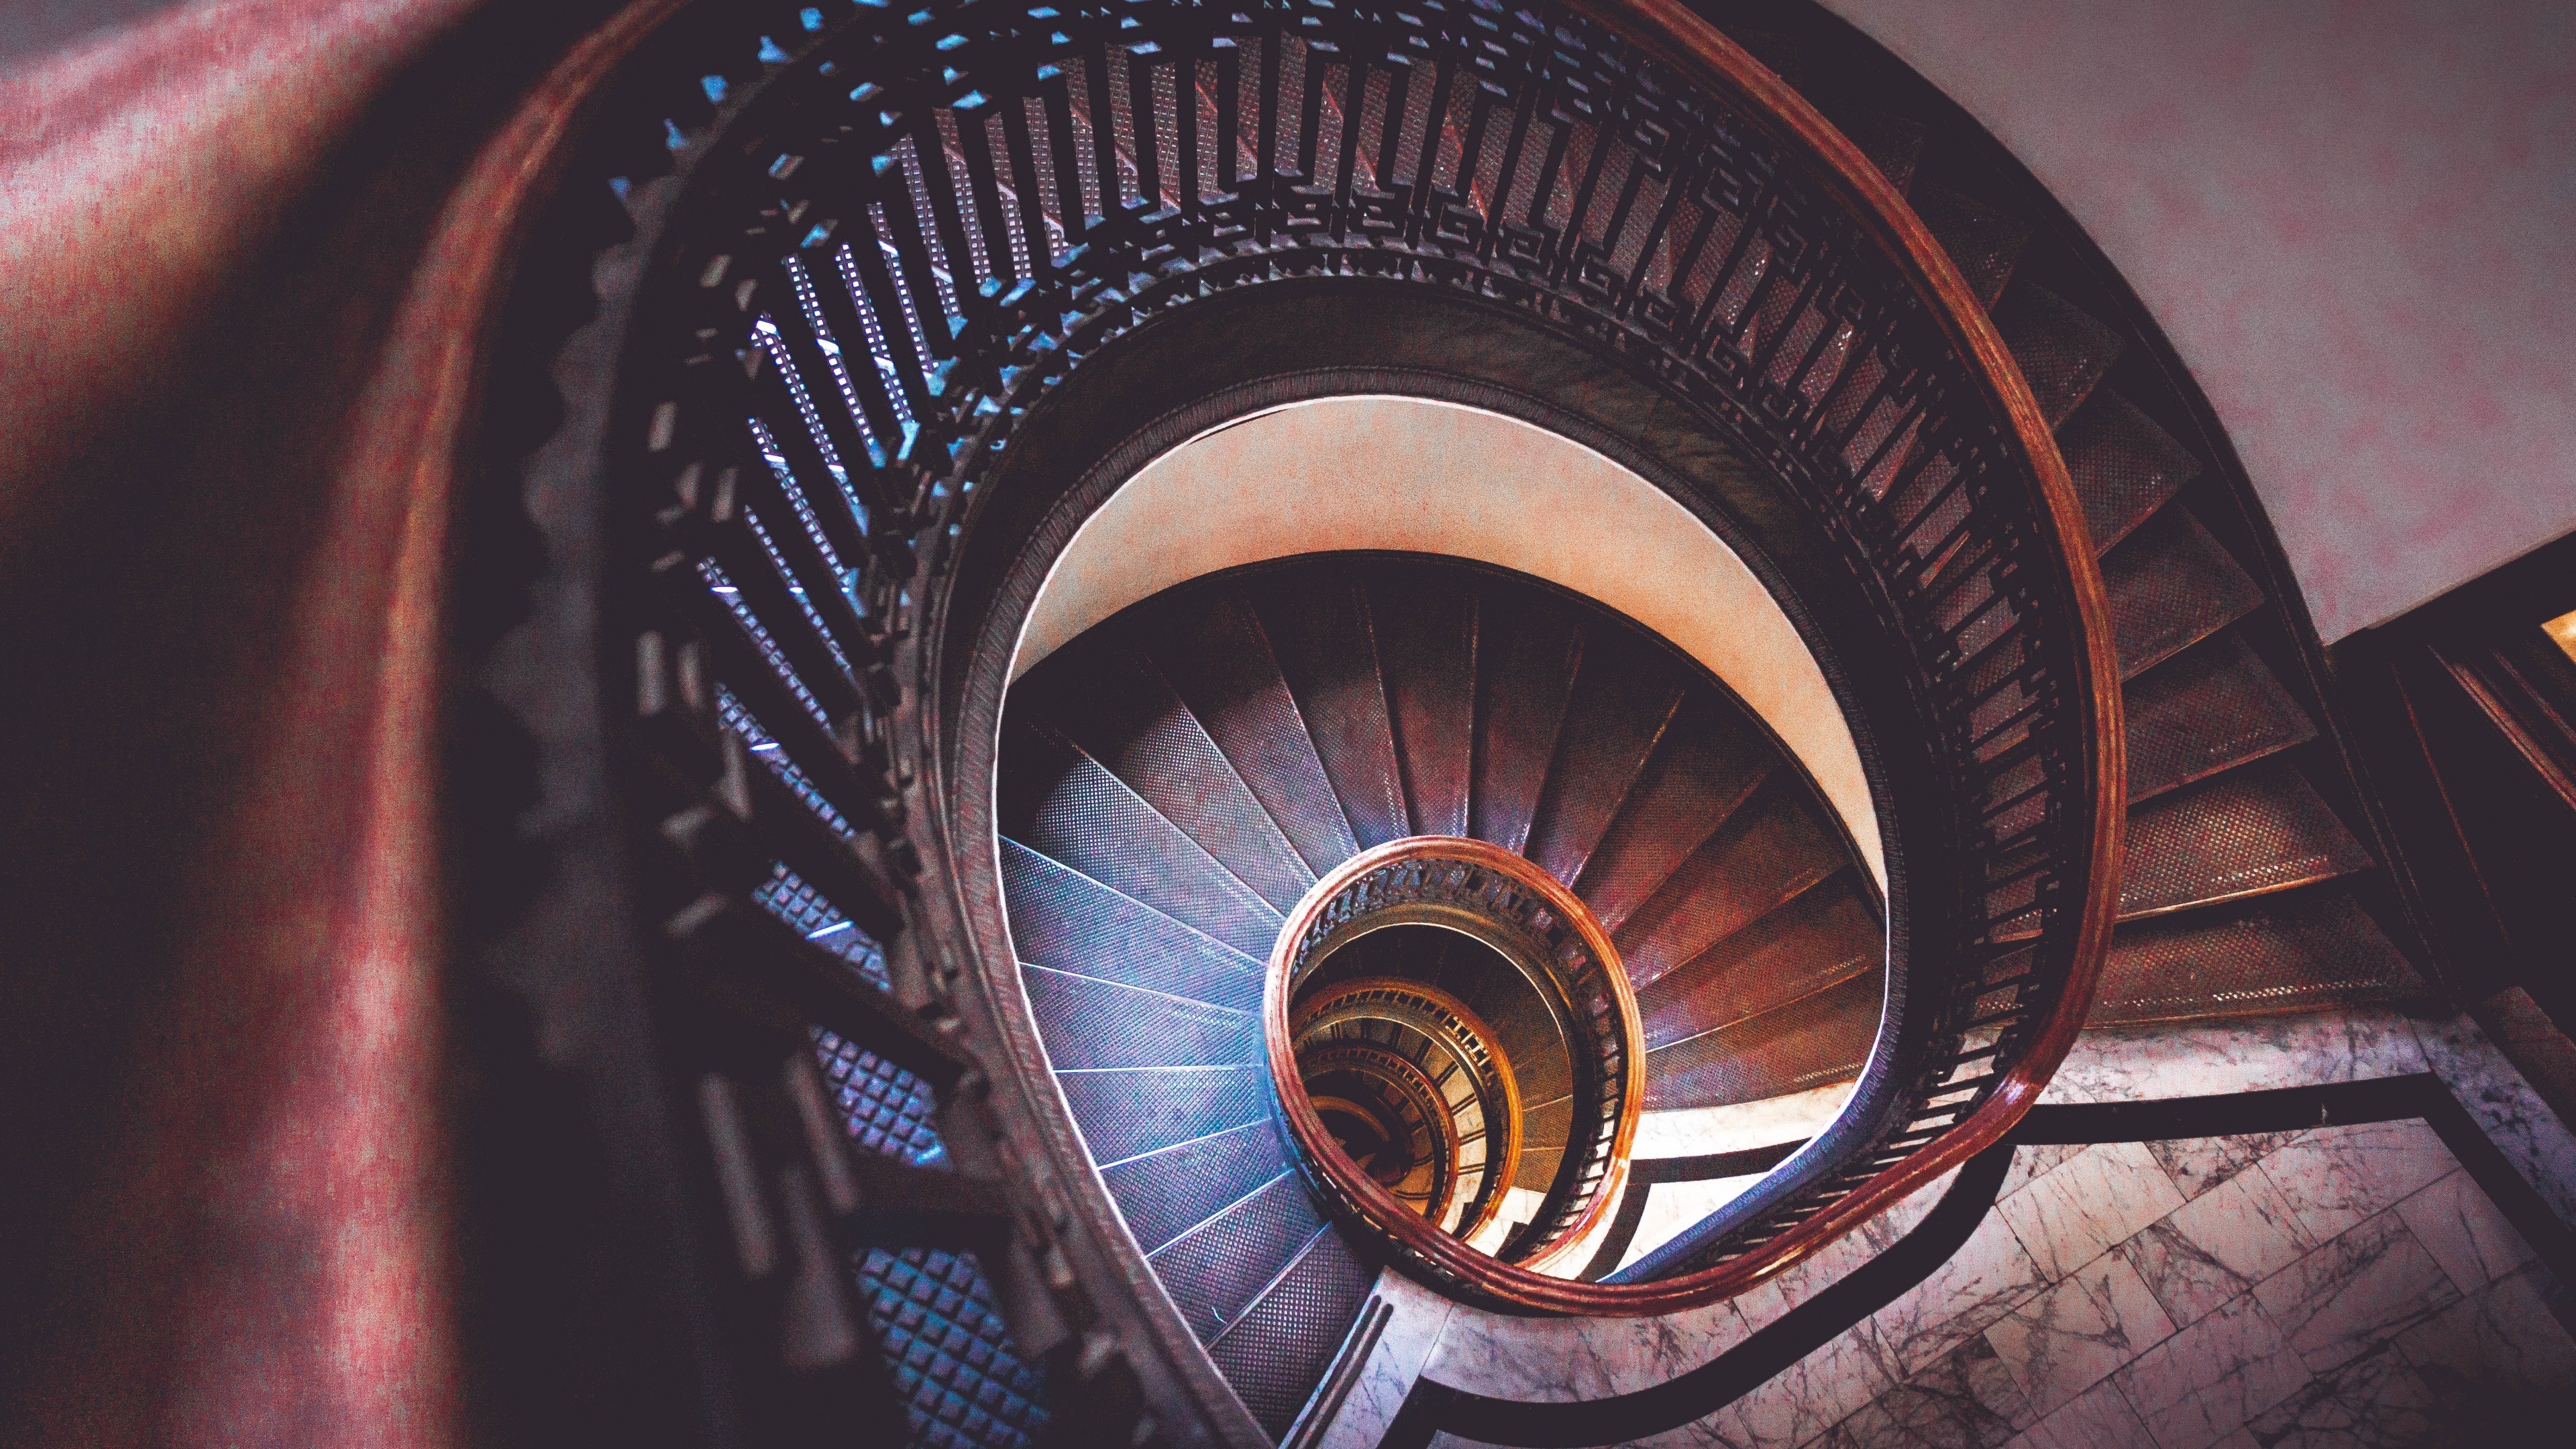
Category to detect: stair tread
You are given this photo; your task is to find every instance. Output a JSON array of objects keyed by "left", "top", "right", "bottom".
[
  {"left": 1020, "top": 635, "right": 1315, "bottom": 912},
  {"left": 1148, "top": 1169, "right": 1327, "bottom": 1345},
  {"left": 2090, "top": 883, "right": 2422, "bottom": 1025},
  {"left": 2125, "top": 633, "right": 2318, "bottom": 804},
  {"left": 2102, "top": 506, "right": 2267, "bottom": 680},
  {"left": 1203, "top": 1227, "right": 1375, "bottom": 1437},
  {"left": 1000, "top": 840, "right": 1263, "bottom": 1008},
  {"left": 1099, "top": 1118, "right": 1294, "bottom": 1256},
  {"left": 999, "top": 718, "right": 1283, "bottom": 959},
  {"left": 1616, "top": 777, "right": 1851, "bottom": 993},
  {"left": 1842, "top": 111, "right": 1926, "bottom": 196},
  {"left": 2061, "top": 389, "right": 2205, "bottom": 555},
  {"left": 1470, "top": 584, "right": 1585, "bottom": 855},
  {"left": 1254, "top": 572, "right": 1412, "bottom": 851},
  {"left": 1643, "top": 967, "right": 1881, "bottom": 1111},
  {"left": 1366, "top": 562, "right": 1479, "bottom": 839},
  {"left": 1527, "top": 623, "right": 1686, "bottom": 885},
  {"left": 1057, "top": 1064, "right": 1273, "bottom": 1167},
  {"left": 1575, "top": 688, "right": 1771, "bottom": 932},
  {"left": 1636, "top": 873, "right": 1882, "bottom": 1049},
  {"left": 1913, "top": 180, "right": 2031, "bottom": 310},
  {"left": 2119, "top": 757, "right": 2374, "bottom": 919},
  {"left": 1994, "top": 281, "right": 2127, "bottom": 428},
  {"left": 1142, "top": 590, "right": 1363, "bottom": 877},
  {"left": 1020, "top": 965, "right": 1258, "bottom": 1073}
]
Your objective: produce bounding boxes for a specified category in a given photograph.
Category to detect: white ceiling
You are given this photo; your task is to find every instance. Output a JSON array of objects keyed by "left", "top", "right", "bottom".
[{"left": 1824, "top": 0, "right": 2576, "bottom": 639}]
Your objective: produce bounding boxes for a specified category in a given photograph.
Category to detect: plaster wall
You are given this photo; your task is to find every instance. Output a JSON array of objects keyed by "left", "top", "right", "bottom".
[{"left": 1822, "top": 0, "right": 2576, "bottom": 639}]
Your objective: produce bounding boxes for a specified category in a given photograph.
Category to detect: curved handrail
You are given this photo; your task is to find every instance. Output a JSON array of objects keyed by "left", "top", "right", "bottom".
[{"left": 580, "top": 0, "right": 2126, "bottom": 1321}]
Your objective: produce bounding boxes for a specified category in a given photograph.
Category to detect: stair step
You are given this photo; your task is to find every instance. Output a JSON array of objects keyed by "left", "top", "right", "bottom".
[
  {"left": 1057, "top": 1064, "right": 1274, "bottom": 1167},
  {"left": 1615, "top": 777, "right": 1849, "bottom": 993},
  {"left": 1994, "top": 282, "right": 2127, "bottom": 427},
  {"left": 1642, "top": 967, "right": 1881, "bottom": 1111},
  {"left": 2119, "top": 759, "right": 2374, "bottom": 919},
  {"left": 1842, "top": 111, "right": 1926, "bottom": 196},
  {"left": 1635, "top": 874, "right": 1881, "bottom": 1049},
  {"left": 1365, "top": 563, "right": 1479, "bottom": 839},
  {"left": 2125, "top": 633, "right": 2318, "bottom": 804},
  {"left": 1099, "top": 1119, "right": 1294, "bottom": 1255},
  {"left": 2060, "top": 390, "right": 2205, "bottom": 555},
  {"left": 1148, "top": 1170, "right": 1326, "bottom": 1344},
  {"left": 1470, "top": 584, "right": 1585, "bottom": 855},
  {"left": 1574, "top": 689, "right": 1770, "bottom": 932},
  {"left": 2102, "top": 506, "right": 2266, "bottom": 680},
  {"left": 998, "top": 718, "right": 1283, "bottom": 959},
  {"left": 2090, "top": 883, "right": 2422, "bottom": 1025},
  {"left": 1019, "top": 966, "right": 1257, "bottom": 1072},
  {"left": 1913, "top": 181, "right": 2031, "bottom": 309},
  {"left": 1252, "top": 572, "right": 1411, "bottom": 850},
  {"left": 1203, "top": 1228, "right": 1375, "bottom": 1437},
  {"left": 1528, "top": 623, "right": 1686, "bottom": 884},
  {"left": 1140, "top": 591, "right": 1362, "bottom": 877},
  {"left": 1020, "top": 636, "right": 1316, "bottom": 912},
  {"left": 1000, "top": 841, "right": 1263, "bottom": 1008}
]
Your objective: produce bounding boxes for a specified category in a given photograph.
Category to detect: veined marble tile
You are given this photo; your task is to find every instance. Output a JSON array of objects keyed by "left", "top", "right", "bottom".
[
  {"left": 2255, "top": 1120, "right": 2456, "bottom": 1247},
  {"left": 2395, "top": 1262, "right": 2576, "bottom": 1417},
  {"left": 2251, "top": 1210, "right": 2459, "bottom": 1375},
  {"left": 2145, "top": 1132, "right": 2299, "bottom": 1203},
  {"left": 1996, "top": 1142, "right": 2188, "bottom": 1281},
  {"left": 1860, "top": 1167, "right": 1964, "bottom": 1253},
  {"left": 1312, "top": 1271, "right": 1455, "bottom": 1449},
  {"left": 1870, "top": 1212, "right": 2050, "bottom": 1377},
  {"left": 1984, "top": 1254, "right": 2177, "bottom": 1419},
  {"left": 2390, "top": 1167, "right": 2538, "bottom": 1295},
  {"left": 1731, "top": 1224, "right": 1895, "bottom": 1336},
  {"left": 2115, "top": 1162, "right": 2312, "bottom": 1330},
  {"left": 2412, "top": 1012, "right": 2576, "bottom": 1228},
  {"left": 1714, "top": 1320, "right": 1898, "bottom": 1449},
  {"left": 2042, "top": 1010, "right": 2427, "bottom": 1106},
  {"left": 1997, "top": 1377, "right": 2154, "bottom": 1449},
  {"left": 1827, "top": 1334, "right": 2031, "bottom": 1449},
  {"left": 2107, "top": 1289, "right": 2305, "bottom": 1449},
  {"left": 1417, "top": 1291, "right": 1752, "bottom": 1403},
  {"left": 1996, "top": 1143, "right": 2089, "bottom": 1203},
  {"left": 2238, "top": 1343, "right": 2445, "bottom": 1449}
]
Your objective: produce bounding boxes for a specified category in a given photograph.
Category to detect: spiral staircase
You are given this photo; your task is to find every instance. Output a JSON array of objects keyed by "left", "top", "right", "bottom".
[{"left": 451, "top": 1, "right": 2428, "bottom": 1445}]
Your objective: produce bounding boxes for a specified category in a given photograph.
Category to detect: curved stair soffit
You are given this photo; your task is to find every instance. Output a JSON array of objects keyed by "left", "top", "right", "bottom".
[{"left": 1007, "top": 395, "right": 1887, "bottom": 889}]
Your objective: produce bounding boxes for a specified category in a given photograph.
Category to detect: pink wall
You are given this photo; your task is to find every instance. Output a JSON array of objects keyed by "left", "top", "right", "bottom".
[{"left": 1823, "top": 0, "right": 2576, "bottom": 640}]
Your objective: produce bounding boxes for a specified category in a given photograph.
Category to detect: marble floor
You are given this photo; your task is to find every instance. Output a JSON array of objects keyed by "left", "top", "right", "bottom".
[{"left": 1327, "top": 1008, "right": 2576, "bottom": 1449}]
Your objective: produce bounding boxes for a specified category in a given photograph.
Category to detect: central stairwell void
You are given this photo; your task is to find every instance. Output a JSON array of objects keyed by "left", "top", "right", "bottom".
[{"left": 488, "top": 0, "right": 2433, "bottom": 1442}]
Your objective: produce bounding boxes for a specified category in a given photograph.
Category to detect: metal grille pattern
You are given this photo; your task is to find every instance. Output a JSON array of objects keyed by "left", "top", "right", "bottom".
[
  {"left": 608, "top": 0, "right": 2115, "bottom": 1291},
  {"left": 816, "top": 1027, "right": 948, "bottom": 1165},
  {"left": 854, "top": 1246, "right": 1052, "bottom": 1449}
]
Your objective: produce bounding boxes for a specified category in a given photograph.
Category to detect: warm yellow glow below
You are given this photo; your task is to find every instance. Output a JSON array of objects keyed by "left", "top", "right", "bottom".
[{"left": 2545, "top": 609, "right": 2576, "bottom": 665}]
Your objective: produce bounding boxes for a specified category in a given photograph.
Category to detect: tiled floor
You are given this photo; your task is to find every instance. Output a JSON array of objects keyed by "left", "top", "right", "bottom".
[{"left": 1768, "top": 1120, "right": 2576, "bottom": 1449}]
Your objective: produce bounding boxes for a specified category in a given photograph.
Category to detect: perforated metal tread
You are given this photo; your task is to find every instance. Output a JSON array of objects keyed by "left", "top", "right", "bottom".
[
  {"left": 998, "top": 717, "right": 1283, "bottom": 959},
  {"left": 1148, "top": 1170, "right": 1329, "bottom": 1344},
  {"left": 1366, "top": 564, "right": 1478, "bottom": 839},
  {"left": 1994, "top": 282, "right": 2127, "bottom": 428},
  {"left": 1615, "top": 776, "right": 1852, "bottom": 993},
  {"left": 2060, "top": 390, "right": 2206, "bottom": 556},
  {"left": 1643, "top": 967, "right": 1883, "bottom": 1110},
  {"left": 1000, "top": 841, "right": 1264, "bottom": 1010},
  {"left": 1138, "top": 589, "right": 1362, "bottom": 877},
  {"left": 1635, "top": 873, "right": 1882, "bottom": 1050},
  {"left": 1470, "top": 584, "right": 1585, "bottom": 855},
  {"left": 1911, "top": 181, "right": 2030, "bottom": 309},
  {"left": 1202, "top": 1229, "right": 1377, "bottom": 1438},
  {"left": 2090, "top": 882, "right": 2422, "bottom": 1025},
  {"left": 1527, "top": 625, "right": 1686, "bottom": 885},
  {"left": 1250, "top": 571, "right": 1411, "bottom": 851},
  {"left": 2123, "top": 633, "right": 2318, "bottom": 804},
  {"left": 2118, "top": 757, "right": 2374, "bottom": 919},
  {"left": 1573, "top": 688, "right": 1772, "bottom": 934},
  {"left": 2101, "top": 506, "right": 2268, "bottom": 680},
  {"left": 1016, "top": 635, "right": 1315, "bottom": 912}
]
